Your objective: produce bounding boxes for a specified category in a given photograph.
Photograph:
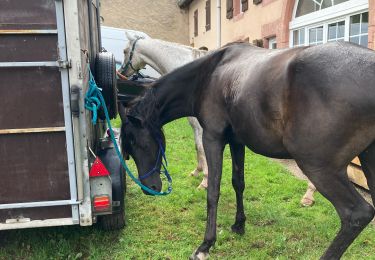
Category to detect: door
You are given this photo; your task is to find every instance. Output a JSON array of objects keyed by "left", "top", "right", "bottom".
[{"left": 0, "top": 0, "right": 78, "bottom": 229}]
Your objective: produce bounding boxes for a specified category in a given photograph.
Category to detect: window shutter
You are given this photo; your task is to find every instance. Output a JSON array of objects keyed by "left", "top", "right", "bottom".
[
  {"left": 253, "top": 0, "right": 262, "bottom": 5},
  {"left": 241, "top": 0, "right": 248, "bottom": 12},
  {"left": 226, "top": 0, "right": 233, "bottom": 19},
  {"left": 194, "top": 9, "right": 198, "bottom": 37},
  {"left": 205, "top": 0, "right": 211, "bottom": 31},
  {"left": 252, "top": 39, "right": 264, "bottom": 47}
]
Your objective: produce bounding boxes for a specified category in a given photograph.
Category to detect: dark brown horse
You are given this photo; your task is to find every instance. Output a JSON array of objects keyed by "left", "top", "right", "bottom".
[{"left": 120, "top": 42, "right": 375, "bottom": 260}]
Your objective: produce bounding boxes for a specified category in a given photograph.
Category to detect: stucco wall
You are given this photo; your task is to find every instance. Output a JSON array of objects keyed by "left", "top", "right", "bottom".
[
  {"left": 190, "top": 0, "right": 288, "bottom": 49},
  {"left": 100, "top": 0, "right": 190, "bottom": 44},
  {"left": 189, "top": 0, "right": 218, "bottom": 49}
]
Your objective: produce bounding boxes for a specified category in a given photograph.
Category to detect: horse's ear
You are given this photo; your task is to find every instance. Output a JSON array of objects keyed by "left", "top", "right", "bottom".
[{"left": 125, "top": 31, "right": 136, "bottom": 42}]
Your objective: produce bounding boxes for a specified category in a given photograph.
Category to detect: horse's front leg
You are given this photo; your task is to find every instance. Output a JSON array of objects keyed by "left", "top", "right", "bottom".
[
  {"left": 229, "top": 141, "right": 246, "bottom": 235},
  {"left": 190, "top": 133, "right": 225, "bottom": 260},
  {"left": 188, "top": 117, "right": 208, "bottom": 188}
]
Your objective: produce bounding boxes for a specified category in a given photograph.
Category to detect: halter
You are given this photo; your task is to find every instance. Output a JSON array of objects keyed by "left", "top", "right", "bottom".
[
  {"left": 120, "top": 36, "right": 143, "bottom": 76},
  {"left": 138, "top": 138, "right": 171, "bottom": 182},
  {"left": 86, "top": 68, "right": 172, "bottom": 196}
]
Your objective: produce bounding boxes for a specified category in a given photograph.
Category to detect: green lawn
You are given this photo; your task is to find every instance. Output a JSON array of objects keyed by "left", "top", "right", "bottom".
[{"left": 0, "top": 118, "right": 374, "bottom": 259}]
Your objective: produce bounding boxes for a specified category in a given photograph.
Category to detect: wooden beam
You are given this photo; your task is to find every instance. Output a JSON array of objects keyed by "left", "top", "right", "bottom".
[
  {"left": 0, "top": 127, "right": 65, "bottom": 135},
  {"left": 348, "top": 164, "right": 368, "bottom": 190}
]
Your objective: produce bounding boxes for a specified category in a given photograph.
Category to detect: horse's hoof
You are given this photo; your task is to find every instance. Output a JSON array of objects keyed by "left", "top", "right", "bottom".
[
  {"left": 189, "top": 251, "right": 209, "bottom": 260},
  {"left": 190, "top": 169, "right": 200, "bottom": 177},
  {"left": 231, "top": 223, "right": 245, "bottom": 235},
  {"left": 300, "top": 197, "right": 315, "bottom": 207},
  {"left": 197, "top": 183, "right": 208, "bottom": 189}
]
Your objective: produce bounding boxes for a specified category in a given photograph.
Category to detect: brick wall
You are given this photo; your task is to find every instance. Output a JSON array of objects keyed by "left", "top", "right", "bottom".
[{"left": 100, "top": 0, "right": 190, "bottom": 44}]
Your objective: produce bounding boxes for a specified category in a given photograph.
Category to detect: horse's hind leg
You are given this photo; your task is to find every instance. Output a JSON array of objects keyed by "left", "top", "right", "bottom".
[
  {"left": 229, "top": 141, "right": 246, "bottom": 235},
  {"left": 359, "top": 142, "right": 375, "bottom": 205},
  {"left": 300, "top": 180, "right": 316, "bottom": 207},
  {"left": 300, "top": 164, "right": 374, "bottom": 259},
  {"left": 188, "top": 117, "right": 208, "bottom": 189}
]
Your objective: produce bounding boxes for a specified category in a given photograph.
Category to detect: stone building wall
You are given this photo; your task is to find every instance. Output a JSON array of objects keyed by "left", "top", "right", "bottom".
[{"left": 100, "top": 0, "right": 190, "bottom": 44}]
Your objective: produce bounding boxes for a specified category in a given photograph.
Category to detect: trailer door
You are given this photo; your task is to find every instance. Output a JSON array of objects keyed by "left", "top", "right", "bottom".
[{"left": 0, "top": 0, "right": 79, "bottom": 229}]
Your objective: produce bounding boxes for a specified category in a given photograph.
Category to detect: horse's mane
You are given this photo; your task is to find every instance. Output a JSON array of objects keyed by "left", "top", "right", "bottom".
[
  {"left": 128, "top": 87, "right": 160, "bottom": 128},
  {"left": 128, "top": 45, "right": 230, "bottom": 131}
]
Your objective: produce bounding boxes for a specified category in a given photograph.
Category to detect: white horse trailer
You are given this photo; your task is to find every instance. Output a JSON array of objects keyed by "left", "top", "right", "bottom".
[{"left": 0, "top": 0, "right": 125, "bottom": 230}]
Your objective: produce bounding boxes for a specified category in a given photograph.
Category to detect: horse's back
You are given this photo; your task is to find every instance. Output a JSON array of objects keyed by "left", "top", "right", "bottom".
[
  {"left": 284, "top": 42, "right": 375, "bottom": 166},
  {"left": 214, "top": 42, "right": 375, "bottom": 160}
]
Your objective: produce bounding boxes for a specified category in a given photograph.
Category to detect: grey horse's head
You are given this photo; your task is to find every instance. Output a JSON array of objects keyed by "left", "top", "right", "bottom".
[{"left": 119, "top": 31, "right": 148, "bottom": 77}]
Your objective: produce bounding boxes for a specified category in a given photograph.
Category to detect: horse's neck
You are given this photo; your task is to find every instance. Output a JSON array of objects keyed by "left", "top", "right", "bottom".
[
  {"left": 137, "top": 39, "right": 198, "bottom": 75},
  {"left": 135, "top": 47, "right": 226, "bottom": 126}
]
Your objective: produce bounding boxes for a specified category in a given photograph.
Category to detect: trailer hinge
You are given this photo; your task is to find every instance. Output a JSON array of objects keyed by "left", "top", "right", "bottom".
[{"left": 58, "top": 59, "right": 72, "bottom": 69}]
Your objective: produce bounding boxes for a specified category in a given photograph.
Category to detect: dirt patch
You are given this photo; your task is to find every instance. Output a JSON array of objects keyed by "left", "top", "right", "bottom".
[{"left": 272, "top": 159, "right": 307, "bottom": 181}]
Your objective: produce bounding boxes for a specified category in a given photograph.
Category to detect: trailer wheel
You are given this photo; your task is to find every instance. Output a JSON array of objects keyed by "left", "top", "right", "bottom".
[
  {"left": 97, "top": 147, "right": 126, "bottom": 231},
  {"left": 95, "top": 52, "right": 118, "bottom": 120},
  {"left": 98, "top": 167, "right": 126, "bottom": 231},
  {"left": 98, "top": 208, "right": 125, "bottom": 231}
]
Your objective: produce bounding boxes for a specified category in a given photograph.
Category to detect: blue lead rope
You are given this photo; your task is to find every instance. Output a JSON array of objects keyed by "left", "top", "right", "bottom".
[{"left": 84, "top": 68, "right": 172, "bottom": 196}]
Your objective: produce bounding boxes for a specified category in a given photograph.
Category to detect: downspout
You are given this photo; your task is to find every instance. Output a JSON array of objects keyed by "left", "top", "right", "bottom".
[{"left": 217, "top": 0, "right": 221, "bottom": 48}]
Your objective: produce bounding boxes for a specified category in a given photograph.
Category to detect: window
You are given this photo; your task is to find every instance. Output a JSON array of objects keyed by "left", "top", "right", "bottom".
[
  {"left": 328, "top": 21, "right": 345, "bottom": 42},
  {"left": 205, "top": 0, "right": 211, "bottom": 31},
  {"left": 349, "top": 12, "right": 368, "bottom": 47},
  {"left": 292, "top": 11, "right": 368, "bottom": 47},
  {"left": 268, "top": 37, "right": 277, "bottom": 49},
  {"left": 241, "top": 0, "right": 248, "bottom": 12},
  {"left": 293, "top": 28, "right": 305, "bottom": 47},
  {"left": 226, "top": 0, "right": 233, "bottom": 19},
  {"left": 291, "top": 0, "right": 368, "bottom": 48},
  {"left": 194, "top": 9, "right": 198, "bottom": 37},
  {"left": 296, "top": 0, "right": 349, "bottom": 17},
  {"left": 309, "top": 26, "right": 323, "bottom": 45}
]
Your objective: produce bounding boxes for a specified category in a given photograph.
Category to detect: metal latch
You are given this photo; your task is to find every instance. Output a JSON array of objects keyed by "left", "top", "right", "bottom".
[
  {"left": 57, "top": 59, "right": 72, "bottom": 69},
  {"left": 71, "top": 85, "right": 80, "bottom": 117}
]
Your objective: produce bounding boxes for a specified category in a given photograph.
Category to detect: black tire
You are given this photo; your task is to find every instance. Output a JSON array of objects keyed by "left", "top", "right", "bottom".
[
  {"left": 98, "top": 209, "right": 125, "bottom": 231},
  {"left": 95, "top": 52, "right": 118, "bottom": 120},
  {"left": 97, "top": 146, "right": 126, "bottom": 231}
]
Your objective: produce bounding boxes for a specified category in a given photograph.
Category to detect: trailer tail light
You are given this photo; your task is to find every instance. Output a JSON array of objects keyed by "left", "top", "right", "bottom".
[
  {"left": 93, "top": 195, "right": 111, "bottom": 212},
  {"left": 89, "top": 158, "right": 110, "bottom": 177}
]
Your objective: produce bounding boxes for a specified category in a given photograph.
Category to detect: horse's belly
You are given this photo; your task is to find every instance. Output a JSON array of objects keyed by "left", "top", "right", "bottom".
[{"left": 230, "top": 116, "right": 291, "bottom": 159}]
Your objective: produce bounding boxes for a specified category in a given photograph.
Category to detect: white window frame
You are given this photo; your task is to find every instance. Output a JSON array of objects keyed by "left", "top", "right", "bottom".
[
  {"left": 268, "top": 37, "right": 277, "bottom": 49},
  {"left": 327, "top": 20, "right": 346, "bottom": 42},
  {"left": 289, "top": 0, "right": 368, "bottom": 47},
  {"left": 308, "top": 25, "right": 324, "bottom": 45}
]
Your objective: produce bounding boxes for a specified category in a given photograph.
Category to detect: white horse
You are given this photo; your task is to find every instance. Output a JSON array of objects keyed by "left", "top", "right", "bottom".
[
  {"left": 119, "top": 32, "right": 208, "bottom": 189},
  {"left": 119, "top": 33, "right": 317, "bottom": 205}
]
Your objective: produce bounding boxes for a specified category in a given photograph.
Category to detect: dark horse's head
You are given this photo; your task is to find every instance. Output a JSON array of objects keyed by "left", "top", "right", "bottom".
[{"left": 119, "top": 92, "right": 165, "bottom": 195}]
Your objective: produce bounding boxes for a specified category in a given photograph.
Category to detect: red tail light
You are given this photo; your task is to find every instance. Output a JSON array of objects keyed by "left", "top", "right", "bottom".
[{"left": 93, "top": 195, "right": 111, "bottom": 212}]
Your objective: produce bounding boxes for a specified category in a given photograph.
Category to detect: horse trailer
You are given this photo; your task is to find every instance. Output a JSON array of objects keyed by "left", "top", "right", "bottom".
[{"left": 0, "top": 0, "right": 125, "bottom": 230}]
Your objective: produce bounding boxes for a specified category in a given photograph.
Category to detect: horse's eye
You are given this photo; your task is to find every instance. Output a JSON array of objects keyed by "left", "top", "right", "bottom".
[{"left": 130, "top": 138, "right": 135, "bottom": 146}]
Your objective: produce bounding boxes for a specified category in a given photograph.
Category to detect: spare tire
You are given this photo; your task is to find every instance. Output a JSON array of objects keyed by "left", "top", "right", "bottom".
[{"left": 95, "top": 52, "right": 118, "bottom": 120}]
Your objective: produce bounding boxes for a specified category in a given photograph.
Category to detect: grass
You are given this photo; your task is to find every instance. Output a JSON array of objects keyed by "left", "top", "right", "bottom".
[{"left": 0, "top": 118, "right": 375, "bottom": 259}]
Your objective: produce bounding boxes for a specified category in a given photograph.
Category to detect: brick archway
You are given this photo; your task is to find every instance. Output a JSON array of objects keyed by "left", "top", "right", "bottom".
[
  {"left": 278, "top": 0, "right": 296, "bottom": 48},
  {"left": 369, "top": 1, "right": 375, "bottom": 49}
]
